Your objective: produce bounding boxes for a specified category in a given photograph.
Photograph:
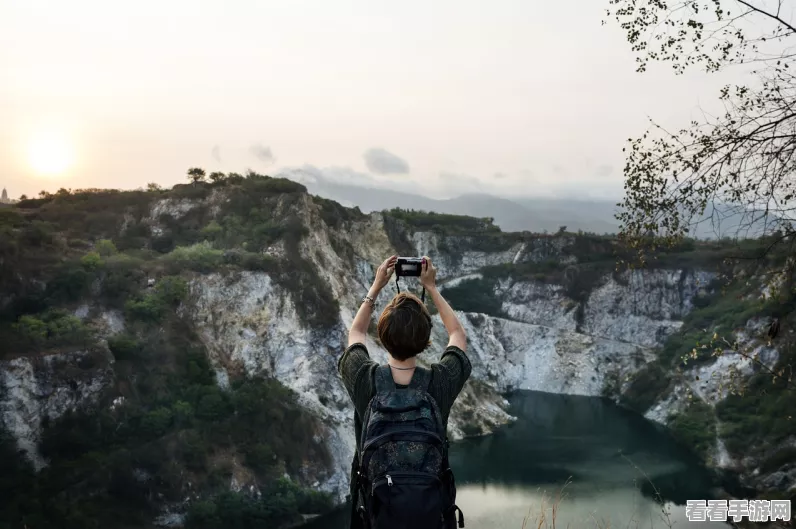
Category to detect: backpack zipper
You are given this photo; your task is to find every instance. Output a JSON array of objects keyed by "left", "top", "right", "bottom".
[{"left": 371, "top": 471, "right": 441, "bottom": 496}]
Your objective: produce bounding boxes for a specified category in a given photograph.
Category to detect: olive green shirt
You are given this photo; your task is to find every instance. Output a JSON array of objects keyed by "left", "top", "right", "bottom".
[{"left": 337, "top": 342, "right": 472, "bottom": 452}]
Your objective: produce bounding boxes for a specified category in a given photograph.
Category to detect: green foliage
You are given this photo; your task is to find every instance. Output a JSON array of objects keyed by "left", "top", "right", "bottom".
[
  {"left": 18, "top": 189, "right": 154, "bottom": 244},
  {"left": 667, "top": 400, "right": 716, "bottom": 461},
  {"left": 385, "top": 208, "right": 501, "bottom": 235},
  {"left": 760, "top": 446, "right": 796, "bottom": 474},
  {"left": 11, "top": 309, "right": 93, "bottom": 351},
  {"left": 619, "top": 361, "right": 671, "bottom": 414},
  {"left": 20, "top": 220, "right": 56, "bottom": 247},
  {"left": 107, "top": 334, "right": 142, "bottom": 361},
  {"left": 0, "top": 317, "right": 332, "bottom": 529},
  {"left": 200, "top": 220, "right": 223, "bottom": 239},
  {"left": 154, "top": 275, "right": 189, "bottom": 305},
  {"left": 312, "top": 195, "right": 366, "bottom": 229},
  {"left": 440, "top": 278, "right": 504, "bottom": 317},
  {"left": 124, "top": 276, "right": 188, "bottom": 323},
  {"left": 95, "top": 239, "right": 118, "bottom": 257},
  {"left": 657, "top": 281, "right": 761, "bottom": 369},
  {"left": 184, "top": 478, "right": 334, "bottom": 529},
  {"left": 716, "top": 352, "right": 796, "bottom": 457},
  {"left": 99, "top": 253, "right": 147, "bottom": 306},
  {"left": 187, "top": 167, "right": 207, "bottom": 183},
  {"left": 80, "top": 251, "right": 104, "bottom": 271},
  {"left": 162, "top": 242, "right": 224, "bottom": 273},
  {"left": 607, "top": 0, "right": 796, "bottom": 265},
  {"left": 14, "top": 315, "right": 48, "bottom": 346}
]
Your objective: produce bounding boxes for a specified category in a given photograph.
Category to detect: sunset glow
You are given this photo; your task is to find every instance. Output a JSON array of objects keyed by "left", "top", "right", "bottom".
[{"left": 27, "top": 131, "right": 75, "bottom": 178}]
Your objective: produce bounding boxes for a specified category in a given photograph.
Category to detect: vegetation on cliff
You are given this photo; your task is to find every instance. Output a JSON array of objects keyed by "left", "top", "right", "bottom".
[
  {"left": 0, "top": 173, "right": 350, "bottom": 529},
  {"left": 618, "top": 258, "right": 796, "bottom": 484},
  {"left": 0, "top": 313, "right": 332, "bottom": 529}
]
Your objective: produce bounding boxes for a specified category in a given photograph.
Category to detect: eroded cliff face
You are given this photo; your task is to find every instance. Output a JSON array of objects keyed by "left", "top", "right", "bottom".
[
  {"left": 0, "top": 350, "right": 113, "bottom": 469},
  {"left": 0, "top": 189, "right": 724, "bottom": 517}
]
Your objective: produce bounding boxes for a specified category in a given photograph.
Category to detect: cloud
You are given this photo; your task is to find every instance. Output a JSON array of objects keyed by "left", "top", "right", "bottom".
[
  {"left": 552, "top": 165, "right": 568, "bottom": 177},
  {"left": 494, "top": 172, "right": 508, "bottom": 180},
  {"left": 249, "top": 143, "right": 275, "bottom": 165},
  {"left": 363, "top": 148, "right": 410, "bottom": 175},
  {"left": 211, "top": 145, "right": 221, "bottom": 163},
  {"left": 595, "top": 164, "right": 613, "bottom": 178},
  {"left": 279, "top": 164, "right": 387, "bottom": 188}
]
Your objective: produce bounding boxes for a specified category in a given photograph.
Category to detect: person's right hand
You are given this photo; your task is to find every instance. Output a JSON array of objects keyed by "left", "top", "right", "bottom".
[{"left": 419, "top": 256, "right": 437, "bottom": 290}]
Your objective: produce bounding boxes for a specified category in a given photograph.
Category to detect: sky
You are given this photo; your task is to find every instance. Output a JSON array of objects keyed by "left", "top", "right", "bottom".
[{"left": 0, "top": 0, "right": 749, "bottom": 201}]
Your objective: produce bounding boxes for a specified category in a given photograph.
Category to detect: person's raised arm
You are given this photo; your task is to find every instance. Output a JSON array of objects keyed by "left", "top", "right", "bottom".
[
  {"left": 348, "top": 255, "right": 397, "bottom": 347},
  {"left": 420, "top": 256, "right": 467, "bottom": 351}
]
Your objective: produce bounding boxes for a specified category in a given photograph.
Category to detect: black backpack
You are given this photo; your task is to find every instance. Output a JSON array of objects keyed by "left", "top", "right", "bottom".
[{"left": 353, "top": 365, "right": 465, "bottom": 529}]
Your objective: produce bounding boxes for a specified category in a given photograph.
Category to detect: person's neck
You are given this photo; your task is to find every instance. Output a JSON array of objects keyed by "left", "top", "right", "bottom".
[{"left": 387, "top": 356, "right": 417, "bottom": 370}]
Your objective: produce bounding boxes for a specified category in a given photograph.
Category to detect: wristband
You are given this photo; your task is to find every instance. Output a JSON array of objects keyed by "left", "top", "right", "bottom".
[{"left": 362, "top": 295, "right": 375, "bottom": 307}]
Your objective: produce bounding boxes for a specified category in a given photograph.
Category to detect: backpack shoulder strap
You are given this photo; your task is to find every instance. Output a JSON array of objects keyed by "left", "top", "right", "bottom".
[
  {"left": 374, "top": 364, "right": 394, "bottom": 395},
  {"left": 408, "top": 366, "right": 431, "bottom": 392}
]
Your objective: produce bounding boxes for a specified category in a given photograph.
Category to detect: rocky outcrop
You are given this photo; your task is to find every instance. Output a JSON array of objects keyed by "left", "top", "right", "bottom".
[
  {"left": 497, "top": 269, "right": 715, "bottom": 347},
  {"left": 0, "top": 350, "right": 113, "bottom": 469}
]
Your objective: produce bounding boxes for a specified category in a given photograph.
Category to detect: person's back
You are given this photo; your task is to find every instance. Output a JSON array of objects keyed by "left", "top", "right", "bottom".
[{"left": 338, "top": 255, "right": 470, "bottom": 529}]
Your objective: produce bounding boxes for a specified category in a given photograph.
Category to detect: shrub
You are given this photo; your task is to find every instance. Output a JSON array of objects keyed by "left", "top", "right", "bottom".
[
  {"left": 154, "top": 276, "right": 189, "bottom": 306},
  {"left": 80, "top": 251, "right": 104, "bottom": 271},
  {"left": 667, "top": 399, "right": 716, "bottom": 461},
  {"left": 14, "top": 315, "right": 48, "bottom": 346},
  {"left": 140, "top": 407, "right": 173, "bottom": 439},
  {"left": 12, "top": 310, "right": 93, "bottom": 350},
  {"left": 441, "top": 278, "right": 503, "bottom": 317},
  {"left": 46, "top": 261, "right": 92, "bottom": 303},
  {"left": 619, "top": 362, "right": 671, "bottom": 414},
  {"left": 385, "top": 208, "right": 501, "bottom": 234},
  {"left": 200, "top": 220, "right": 223, "bottom": 239},
  {"left": 196, "top": 390, "right": 231, "bottom": 422},
  {"left": 125, "top": 295, "right": 165, "bottom": 323},
  {"left": 95, "top": 239, "right": 118, "bottom": 257},
  {"left": 107, "top": 334, "right": 143, "bottom": 361},
  {"left": 162, "top": 242, "right": 224, "bottom": 273},
  {"left": 100, "top": 253, "right": 146, "bottom": 306}
]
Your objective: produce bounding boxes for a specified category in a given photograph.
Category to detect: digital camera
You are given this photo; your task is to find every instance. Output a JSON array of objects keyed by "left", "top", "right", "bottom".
[{"left": 395, "top": 257, "right": 423, "bottom": 277}]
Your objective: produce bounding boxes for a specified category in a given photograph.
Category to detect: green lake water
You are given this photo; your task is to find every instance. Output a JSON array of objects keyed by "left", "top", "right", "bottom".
[{"left": 302, "top": 391, "right": 733, "bottom": 528}]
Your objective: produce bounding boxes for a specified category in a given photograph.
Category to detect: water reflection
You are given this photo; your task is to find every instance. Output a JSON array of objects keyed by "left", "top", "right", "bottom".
[{"left": 303, "top": 391, "right": 732, "bottom": 528}]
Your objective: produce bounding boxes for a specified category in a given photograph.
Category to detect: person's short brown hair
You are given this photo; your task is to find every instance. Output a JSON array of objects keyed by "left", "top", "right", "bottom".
[{"left": 377, "top": 292, "right": 432, "bottom": 361}]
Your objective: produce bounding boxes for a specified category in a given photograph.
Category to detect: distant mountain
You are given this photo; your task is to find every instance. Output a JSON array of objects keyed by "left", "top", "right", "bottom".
[
  {"left": 278, "top": 167, "right": 786, "bottom": 239},
  {"left": 279, "top": 168, "right": 622, "bottom": 235}
]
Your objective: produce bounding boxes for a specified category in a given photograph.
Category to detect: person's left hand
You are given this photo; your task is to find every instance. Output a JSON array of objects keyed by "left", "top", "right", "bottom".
[{"left": 373, "top": 255, "right": 397, "bottom": 291}]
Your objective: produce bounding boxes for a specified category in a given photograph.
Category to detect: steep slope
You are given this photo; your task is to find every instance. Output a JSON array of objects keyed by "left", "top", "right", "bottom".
[{"left": 0, "top": 176, "right": 789, "bottom": 528}]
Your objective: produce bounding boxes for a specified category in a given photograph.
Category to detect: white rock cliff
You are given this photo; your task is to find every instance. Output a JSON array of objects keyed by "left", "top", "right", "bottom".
[{"left": 0, "top": 194, "right": 733, "bottom": 513}]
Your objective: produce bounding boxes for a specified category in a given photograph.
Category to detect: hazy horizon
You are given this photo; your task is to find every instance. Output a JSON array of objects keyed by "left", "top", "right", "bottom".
[{"left": 2, "top": 0, "right": 747, "bottom": 202}]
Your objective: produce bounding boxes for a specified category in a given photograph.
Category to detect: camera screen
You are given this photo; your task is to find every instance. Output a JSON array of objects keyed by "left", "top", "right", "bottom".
[{"left": 401, "top": 264, "right": 418, "bottom": 271}]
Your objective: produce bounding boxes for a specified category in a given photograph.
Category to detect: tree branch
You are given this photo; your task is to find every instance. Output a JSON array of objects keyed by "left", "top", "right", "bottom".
[{"left": 735, "top": 0, "right": 796, "bottom": 35}]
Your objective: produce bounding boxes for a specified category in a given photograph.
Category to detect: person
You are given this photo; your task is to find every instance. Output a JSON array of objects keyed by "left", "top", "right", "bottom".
[{"left": 337, "top": 254, "right": 471, "bottom": 529}]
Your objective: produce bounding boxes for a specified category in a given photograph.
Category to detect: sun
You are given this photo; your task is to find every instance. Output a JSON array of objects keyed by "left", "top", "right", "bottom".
[{"left": 27, "top": 132, "right": 75, "bottom": 178}]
